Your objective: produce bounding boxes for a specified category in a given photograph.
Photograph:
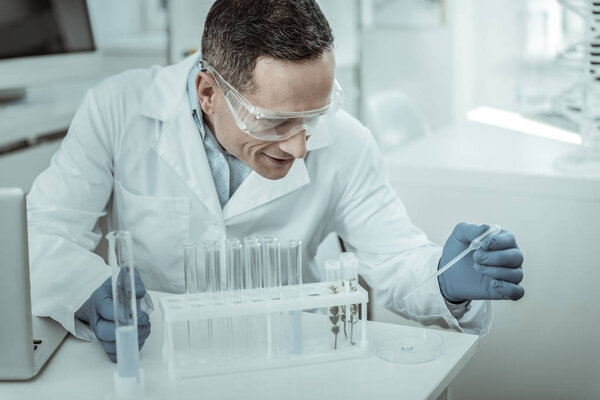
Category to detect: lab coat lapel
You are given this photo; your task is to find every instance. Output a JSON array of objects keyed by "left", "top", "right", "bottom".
[
  {"left": 152, "top": 108, "right": 222, "bottom": 220},
  {"left": 222, "top": 125, "right": 333, "bottom": 220},
  {"left": 223, "top": 158, "right": 310, "bottom": 220},
  {"left": 140, "top": 54, "right": 222, "bottom": 220}
]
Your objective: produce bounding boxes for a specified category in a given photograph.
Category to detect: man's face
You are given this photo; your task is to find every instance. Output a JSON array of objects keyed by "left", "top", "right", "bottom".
[{"left": 197, "top": 51, "right": 335, "bottom": 180}]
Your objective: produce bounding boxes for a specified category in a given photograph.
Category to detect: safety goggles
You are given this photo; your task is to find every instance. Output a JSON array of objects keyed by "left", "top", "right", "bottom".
[{"left": 198, "top": 60, "right": 344, "bottom": 142}]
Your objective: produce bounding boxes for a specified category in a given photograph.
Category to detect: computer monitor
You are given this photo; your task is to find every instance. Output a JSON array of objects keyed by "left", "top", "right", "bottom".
[{"left": 0, "top": 0, "right": 100, "bottom": 102}]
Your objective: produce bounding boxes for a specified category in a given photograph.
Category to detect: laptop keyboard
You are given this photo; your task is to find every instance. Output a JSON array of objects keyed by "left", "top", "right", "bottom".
[{"left": 33, "top": 339, "right": 41, "bottom": 351}]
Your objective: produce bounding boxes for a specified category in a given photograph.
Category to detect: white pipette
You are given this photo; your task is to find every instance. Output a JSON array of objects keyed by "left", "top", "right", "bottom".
[{"left": 403, "top": 225, "right": 502, "bottom": 301}]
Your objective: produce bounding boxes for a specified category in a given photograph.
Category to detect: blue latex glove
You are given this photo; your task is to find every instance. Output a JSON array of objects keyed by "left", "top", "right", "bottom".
[
  {"left": 438, "top": 223, "right": 524, "bottom": 303},
  {"left": 89, "top": 269, "right": 151, "bottom": 362}
]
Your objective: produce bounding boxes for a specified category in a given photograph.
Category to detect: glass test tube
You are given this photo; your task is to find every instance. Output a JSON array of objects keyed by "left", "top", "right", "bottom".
[
  {"left": 184, "top": 243, "right": 198, "bottom": 294},
  {"left": 243, "top": 236, "right": 263, "bottom": 355},
  {"left": 226, "top": 238, "right": 243, "bottom": 295},
  {"left": 203, "top": 240, "right": 222, "bottom": 354},
  {"left": 183, "top": 243, "right": 201, "bottom": 348},
  {"left": 287, "top": 240, "right": 303, "bottom": 354},
  {"left": 204, "top": 240, "right": 222, "bottom": 298},
  {"left": 263, "top": 237, "right": 282, "bottom": 296},
  {"left": 263, "top": 236, "right": 283, "bottom": 358},
  {"left": 106, "top": 231, "right": 145, "bottom": 399},
  {"left": 340, "top": 252, "right": 359, "bottom": 346},
  {"left": 243, "top": 237, "right": 262, "bottom": 293},
  {"left": 226, "top": 239, "right": 243, "bottom": 354},
  {"left": 324, "top": 259, "right": 342, "bottom": 350}
]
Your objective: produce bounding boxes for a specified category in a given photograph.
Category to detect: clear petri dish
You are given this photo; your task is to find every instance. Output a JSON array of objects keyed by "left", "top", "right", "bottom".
[{"left": 374, "top": 327, "right": 444, "bottom": 364}]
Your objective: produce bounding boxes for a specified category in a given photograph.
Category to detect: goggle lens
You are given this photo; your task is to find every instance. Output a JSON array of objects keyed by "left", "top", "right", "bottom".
[{"left": 204, "top": 61, "right": 343, "bottom": 142}]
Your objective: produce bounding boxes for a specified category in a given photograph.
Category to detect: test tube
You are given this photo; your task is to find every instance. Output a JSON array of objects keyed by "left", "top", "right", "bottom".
[
  {"left": 287, "top": 240, "right": 303, "bottom": 291},
  {"left": 263, "top": 236, "right": 283, "bottom": 357},
  {"left": 106, "top": 231, "right": 145, "bottom": 399},
  {"left": 287, "top": 240, "right": 303, "bottom": 354},
  {"left": 243, "top": 236, "right": 262, "bottom": 294},
  {"left": 203, "top": 240, "right": 222, "bottom": 353},
  {"left": 324, "top": 259, "right": 342, "bottom": 350},
  {"left": 263, "top": 237, "right": 282, "bottom": 296},
  {"left": 340, "top": 252, "right": 359, "bottom": 345},
  {"left": 184, "top": 243, "right": 198, "bottom": 294},
  {"left": 183, "top": 243, "right": 201, "bottom": 348},
  {"left": 243, "top": 236, "right": 264, "bottom": 355},
  {"left": 204, "top": 240, "right": 222, "bottom": 298},
  {"left": 226, "top": 238, "right": 243, "bottom": 354},
  {"left": 226, "top": 238, "right": 243, "bottom": 295}
]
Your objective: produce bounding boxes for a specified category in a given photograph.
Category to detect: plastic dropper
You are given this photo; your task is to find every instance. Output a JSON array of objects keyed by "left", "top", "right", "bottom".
[{"left": 403, "top": 224, "right": 502, "bottom": 300}]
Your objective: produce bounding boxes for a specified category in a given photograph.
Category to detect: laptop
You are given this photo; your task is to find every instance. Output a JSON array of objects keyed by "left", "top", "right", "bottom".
[{"left": 0, "top": 187, "right": 67, "bottom": 380}]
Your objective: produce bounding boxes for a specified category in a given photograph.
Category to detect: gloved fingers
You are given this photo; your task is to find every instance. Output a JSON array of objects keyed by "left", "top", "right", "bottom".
[
  {"left": 116, "top": 268, "right": 146, "bottom": 309},
  {"left": 94, "top": 318, "right": 116, "bottom": 342},
  {"left": 481, "top": 231, "right": 518, "bottom": 251},
  {"left": 138, "top": 311, "right": 150, "bottom": 328},
  {"left": 475, "top": 264, "right": 523, "bottom": 284},
  {"left": 138, "top": 321, "right": 151, "bottom": 341},
  {"left": 452, "top": 223, "right": 490, "bottom": 244},
  {"left": 94, "top": 295, "right": 115, "bottom": 322},
  {"left": 106, "top": 352, "right": 117, "bottom": 363},
  {"left": 140, "top": 292, "right": 155, "bottom": 314},
  {"left": 90, "top": 284, "right": 115, "bottom": 322},
  {"left": 117, "top": 267, "right": 135, "bottom": 307},
  {"left": 133, "top": 268, "right": 147, "bottom": 299},
  {"left": 473, "top": 248, "right": 523, "bottom": 268},
  {"left": 100, "top": 339, "right": 116, "bottom": 355},
  {"left": 138, "top": 336, "right": 147, "bottom": 351},
  {"left": 488, "top": 279, "right": 525, "bottom": 301}
]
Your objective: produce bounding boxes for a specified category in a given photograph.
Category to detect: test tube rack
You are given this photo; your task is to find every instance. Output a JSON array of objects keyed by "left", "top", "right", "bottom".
[{"left": 160, "top": 281, "right": 369, "bottom": 380}]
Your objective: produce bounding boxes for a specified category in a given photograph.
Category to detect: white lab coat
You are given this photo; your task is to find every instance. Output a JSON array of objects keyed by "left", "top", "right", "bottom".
[{"left": 27, "top": 55, "right": 492, "bottom": 340}]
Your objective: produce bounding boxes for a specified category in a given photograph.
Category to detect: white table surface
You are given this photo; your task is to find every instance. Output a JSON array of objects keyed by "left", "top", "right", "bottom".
[{"left": 2, "top": 292, "right": 479, "bottom": 400}]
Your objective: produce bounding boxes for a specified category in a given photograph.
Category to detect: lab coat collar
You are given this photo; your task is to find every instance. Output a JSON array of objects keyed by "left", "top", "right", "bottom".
[
  {"left": 222, "top": 158, "right": 310, "bottom": 220},
  {"left": 152, "top": 104, "right": 223, "bottom": 220},
  {"left": 140, "top": 53, "right": 200, "bottom": 121}
]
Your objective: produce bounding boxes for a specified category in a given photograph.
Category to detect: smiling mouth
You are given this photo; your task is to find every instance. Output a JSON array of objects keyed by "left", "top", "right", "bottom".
[{"left": 265, "top": 154, "right": 294, "bottom": 166}]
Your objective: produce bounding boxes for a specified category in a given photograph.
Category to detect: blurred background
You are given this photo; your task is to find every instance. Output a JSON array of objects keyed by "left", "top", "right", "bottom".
[{"left": 1, "top": 1, "right": 599, "bottom": 399}]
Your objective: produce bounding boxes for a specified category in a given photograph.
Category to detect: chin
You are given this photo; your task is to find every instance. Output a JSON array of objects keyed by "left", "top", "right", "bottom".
[{"left": 254, "top": 163, "right": 293, "bottom": 180}]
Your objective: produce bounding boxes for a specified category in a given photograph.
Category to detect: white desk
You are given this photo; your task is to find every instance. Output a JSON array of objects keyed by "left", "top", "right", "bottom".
[{"left": 2, "top": 292, "right": 478, "bottom": 400}]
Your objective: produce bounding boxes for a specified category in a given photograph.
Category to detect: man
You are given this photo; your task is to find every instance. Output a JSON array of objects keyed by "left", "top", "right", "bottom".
[{"left": 27, "top": 0, "right": 524, "bottom": 362}]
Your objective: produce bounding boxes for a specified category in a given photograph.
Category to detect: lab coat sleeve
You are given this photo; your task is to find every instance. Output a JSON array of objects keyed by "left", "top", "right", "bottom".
[
  {"left": 27, "top": 87, "right": 117, "bottom": 340},
  {"left": 332, "top": 129, "right": 492, "bottom": 336}
]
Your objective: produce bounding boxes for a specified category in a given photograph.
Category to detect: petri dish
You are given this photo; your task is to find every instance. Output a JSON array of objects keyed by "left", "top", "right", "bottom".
[{"left": 374, "top": 327, "right": 444, "bottom": 364}]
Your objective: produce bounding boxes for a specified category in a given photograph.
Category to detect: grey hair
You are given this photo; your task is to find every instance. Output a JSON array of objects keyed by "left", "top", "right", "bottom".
[{"left": 201, "top": 0, "right": 334, "bottom": 93}]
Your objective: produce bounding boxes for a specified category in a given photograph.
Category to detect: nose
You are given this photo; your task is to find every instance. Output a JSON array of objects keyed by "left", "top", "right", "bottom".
[{"left": 278, "top": 131, "right": 307, "bottom": 159}]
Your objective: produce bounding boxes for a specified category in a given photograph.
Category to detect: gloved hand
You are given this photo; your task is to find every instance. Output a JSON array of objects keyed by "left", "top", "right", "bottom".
[
  {"left": 438, "top": 223, "right": 524, "bottom": 303},
  {"left": 89, "top": 268, "right": 151, "bottom": 362}
]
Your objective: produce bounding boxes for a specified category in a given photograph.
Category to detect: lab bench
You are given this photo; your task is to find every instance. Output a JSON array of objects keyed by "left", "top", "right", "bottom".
[{"left": 1, "top": 291, "right": 478, "bottom": 400}]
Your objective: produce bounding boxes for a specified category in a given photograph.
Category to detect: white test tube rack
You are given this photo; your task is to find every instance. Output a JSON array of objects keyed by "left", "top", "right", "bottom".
[{"left": 160, "top": 282, "right": 369, "bottom": 380}]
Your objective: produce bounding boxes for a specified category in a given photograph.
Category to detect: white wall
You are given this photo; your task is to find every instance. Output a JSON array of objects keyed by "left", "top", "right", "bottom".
[{"left": 360, "top": 1, "right": 454, "bottom": 130}]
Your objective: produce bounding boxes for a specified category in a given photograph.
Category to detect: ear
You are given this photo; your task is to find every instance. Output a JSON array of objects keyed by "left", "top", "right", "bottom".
[{"left": 195, "top": 72, "right": 218, "bottom": 114}]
